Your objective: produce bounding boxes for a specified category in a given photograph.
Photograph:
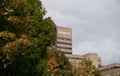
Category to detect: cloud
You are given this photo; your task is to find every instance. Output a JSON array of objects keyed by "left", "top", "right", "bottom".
[{"left": 41, "top": 0, "right": 120, "bottom": 65}]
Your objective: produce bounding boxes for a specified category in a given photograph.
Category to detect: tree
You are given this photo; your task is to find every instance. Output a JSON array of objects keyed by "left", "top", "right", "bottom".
[
  {"left": 93, "top": 69, "right": 101, "bottom": 76},
  {"left": 72, "top": 58, "right": 96, "bottom": 76},
  {"left": 47, "top": 49, "right": 72, "bottom": 76},
  {"left": 0, "top": 0, "right": 56, "bottom": 75},
  {"left": 0, "top": 0, "right": 31, "bottom": 75}
]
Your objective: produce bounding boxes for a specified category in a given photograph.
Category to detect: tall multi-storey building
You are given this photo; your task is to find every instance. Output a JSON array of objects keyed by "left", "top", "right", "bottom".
[
  {"left": 55, "top": 26, "right": 101, "bottom": 68},
  {"left": 56, "top": 26, "right": 72, "bottom": 59}
]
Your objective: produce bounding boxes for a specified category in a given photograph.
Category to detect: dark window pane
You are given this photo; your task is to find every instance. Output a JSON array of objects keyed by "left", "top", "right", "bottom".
[
  {"left": 57, "top": 37, "right": 71, "bottom": 41},
  {"left": 56, "top": 41, "right": 72, "bottom": 45},
  {"left": 56, "top": 46, "right": 72, "bottom": 50}
]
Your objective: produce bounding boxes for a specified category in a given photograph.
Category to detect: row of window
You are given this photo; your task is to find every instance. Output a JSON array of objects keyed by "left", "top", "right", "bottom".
[
  {"left": 68, "top": 57, "right": 82, "bottom": 60},
  {"left": 56, "top": 41, "right": 72, "bottom": 45},
  {"left": 61, "top": 51, "right": 72, "bottom": 54},
  {"left": 56, "top": 46, "right": 72, "bottom": 50},
  {"left": 57, "top": 37, "right": 71, "bottom": 41}
]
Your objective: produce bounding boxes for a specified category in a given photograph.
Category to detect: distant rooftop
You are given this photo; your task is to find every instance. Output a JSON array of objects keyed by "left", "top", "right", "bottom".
[
  {"left": 99, "top": 63, "right": 120, "bottom": 71},
  {"left": 57, "top": 26, "right": 72, "bottom": 29}
]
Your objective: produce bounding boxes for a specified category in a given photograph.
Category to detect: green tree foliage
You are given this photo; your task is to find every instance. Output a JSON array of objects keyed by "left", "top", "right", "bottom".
[
  {"left": 47, "top": 49, "right": 72, "bottom": 76},
  {"left": 0, "top": 0, "right": 56, "bottom": 76},
  {"left": 93, "top": 69, "right": 101, "bottom": 76}
]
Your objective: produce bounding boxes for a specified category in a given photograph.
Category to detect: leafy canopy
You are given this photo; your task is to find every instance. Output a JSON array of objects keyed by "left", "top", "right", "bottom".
[{"left": 0, "top": 0, "right": 56, "bottom": 76}]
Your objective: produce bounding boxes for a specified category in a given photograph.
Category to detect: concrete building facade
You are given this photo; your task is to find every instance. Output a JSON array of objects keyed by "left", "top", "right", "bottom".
[
  {"left": 99, "top": 63, "right": 120, "bottom": 76},
  {"left": 56, "top": 26, "right": 101, "bottom": 68},
  {"left": 56, "top": 26, "right": 72, "bottom": 59},
  {"left": 67, "top": 54, "right": 83, "bottom": 61},
  {"left": 83, "top": 53, "right": 101, "bottom": 68}
]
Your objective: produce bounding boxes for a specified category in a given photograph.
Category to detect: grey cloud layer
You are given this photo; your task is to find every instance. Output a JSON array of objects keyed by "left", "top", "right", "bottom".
[{"left": 41, "top": 0, "right": 120, "bottom": 65}]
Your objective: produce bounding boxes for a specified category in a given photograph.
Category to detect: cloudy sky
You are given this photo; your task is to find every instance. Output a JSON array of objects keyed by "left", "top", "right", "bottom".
[{"left": 41, "top": 0, "right": 120, "bottom": 65}]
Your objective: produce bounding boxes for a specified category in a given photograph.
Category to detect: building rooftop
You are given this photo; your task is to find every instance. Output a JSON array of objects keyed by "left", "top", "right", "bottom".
[
  {"left": 99, "top": 63, "right": 120, "bottom": 71},
  {"left": 57, "top": 26, "right": 72, "bottom": 29}
]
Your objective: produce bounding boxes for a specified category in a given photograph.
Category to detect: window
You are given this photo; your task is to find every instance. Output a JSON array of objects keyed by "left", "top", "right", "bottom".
[
  {"left": 57, "top": 37, "right": 71, "bottom": 41},
  {"left": 68, "top": 57, "right": 82, "bottom": 60},
  {"left": 56, "top": 46, "right": 72, "bottom": 50},
  {"left": 61, "top": 51, "right": 72, "bottom": 54},
  {"left": 56, "top": 41, "right": 72, "bottom": 45}
]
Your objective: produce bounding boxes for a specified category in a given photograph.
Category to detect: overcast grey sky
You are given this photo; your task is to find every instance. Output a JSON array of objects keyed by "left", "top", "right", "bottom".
[{"left": 41, "top": 0, "right": 120, "bottom": 65}]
